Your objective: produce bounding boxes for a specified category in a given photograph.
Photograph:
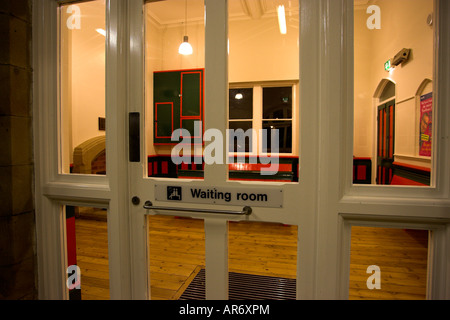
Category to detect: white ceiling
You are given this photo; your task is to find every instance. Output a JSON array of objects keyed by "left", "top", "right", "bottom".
[{"left": 146, "top": 0, "right": 300, "bottom": 26}]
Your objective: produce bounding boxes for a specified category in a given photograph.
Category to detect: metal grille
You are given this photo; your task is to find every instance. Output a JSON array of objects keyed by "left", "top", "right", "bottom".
[{"left": 179, "top": 269, "right": 296, "bottom": 300}]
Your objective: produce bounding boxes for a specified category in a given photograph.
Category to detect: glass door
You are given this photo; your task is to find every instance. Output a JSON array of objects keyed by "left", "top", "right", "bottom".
[{"left": 127, "top": 0, "right": 309, "bottom": 300}]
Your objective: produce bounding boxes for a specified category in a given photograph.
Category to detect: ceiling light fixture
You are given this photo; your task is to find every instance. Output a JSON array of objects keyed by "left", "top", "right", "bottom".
[
  {"left": 277, "top": 5, "right": 287, "bottom": 35},
  {"left": 179, "top": 0, "right": 193, "bottom": 55}
]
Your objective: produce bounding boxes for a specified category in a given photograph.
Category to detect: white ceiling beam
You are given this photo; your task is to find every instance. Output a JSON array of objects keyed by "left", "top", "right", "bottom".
[{"left": 240, "top": 0, "right": 267, "bottom": 19}]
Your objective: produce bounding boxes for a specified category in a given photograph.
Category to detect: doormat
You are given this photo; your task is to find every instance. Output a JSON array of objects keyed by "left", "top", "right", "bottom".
[{"left": 178, "top": 268, "right": 296, "bottom": 300}]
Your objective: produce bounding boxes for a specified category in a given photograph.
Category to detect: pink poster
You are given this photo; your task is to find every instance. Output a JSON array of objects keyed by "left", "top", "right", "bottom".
[{"left": 419, "top": 92, "right": 433, "bottom": 157}]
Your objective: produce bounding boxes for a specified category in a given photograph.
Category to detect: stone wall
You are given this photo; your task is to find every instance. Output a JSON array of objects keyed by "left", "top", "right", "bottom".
[{"left": 0, "top": 0, "right": 36, "bottom": 300}]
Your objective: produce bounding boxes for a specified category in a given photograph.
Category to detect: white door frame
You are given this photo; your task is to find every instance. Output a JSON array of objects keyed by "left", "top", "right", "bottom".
[{"left": 33, "top": 0, "right": 450, "bottom": 300}]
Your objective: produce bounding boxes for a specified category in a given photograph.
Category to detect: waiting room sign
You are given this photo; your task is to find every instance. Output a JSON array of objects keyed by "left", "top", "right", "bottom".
[{"left": 155, "top": 184, "right": 284, "bottom": 208}]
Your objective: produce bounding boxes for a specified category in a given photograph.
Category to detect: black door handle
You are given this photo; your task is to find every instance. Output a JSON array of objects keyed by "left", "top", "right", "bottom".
[{"left": 129, "top": 112, "right": 140, "bottom": 163}]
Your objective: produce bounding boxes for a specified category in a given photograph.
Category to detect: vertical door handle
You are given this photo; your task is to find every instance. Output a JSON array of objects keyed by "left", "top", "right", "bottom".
[{"left": 129, "top": 112, "right": 140, "bottom": 162}]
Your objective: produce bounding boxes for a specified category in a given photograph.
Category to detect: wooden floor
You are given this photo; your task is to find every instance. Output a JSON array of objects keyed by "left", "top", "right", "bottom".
[{"left": 73, "top": 213, "right": 429, "bottom": 300}]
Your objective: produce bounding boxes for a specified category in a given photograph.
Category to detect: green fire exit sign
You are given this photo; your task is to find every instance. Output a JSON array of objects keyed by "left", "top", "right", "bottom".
[{"left": 384, "top": 60, "right": 391, "bottom": 71}]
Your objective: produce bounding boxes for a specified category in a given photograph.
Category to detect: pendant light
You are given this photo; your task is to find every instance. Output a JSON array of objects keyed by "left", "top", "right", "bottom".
[{"left": 179, "top": 0, "right": 193, "bottom": 55}]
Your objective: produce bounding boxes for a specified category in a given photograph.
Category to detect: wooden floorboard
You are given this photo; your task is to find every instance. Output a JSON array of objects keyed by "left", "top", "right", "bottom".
[{"left": 73, "top": 215, "right": 428, "bottom": 300}]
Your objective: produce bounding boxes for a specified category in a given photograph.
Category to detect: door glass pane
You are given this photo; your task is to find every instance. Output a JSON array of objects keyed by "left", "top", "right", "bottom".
[
  {"left": 353, "top": 0, "right": 435, "bottom": 186},
  {"left": 145, "top": 0, "right": 205, "bottom": 180},
  {"left": 155, "top": 219, "right": 299, "bottom": 300},
  {"left": 227, "top": 221, "right": 298, "bottom": 300},
  {"left": 349, "top": 226, "right": 429, "bottom": 300},
  {"left": 228, "top": 0, "right": 300, "bottom": 183},
  {"left": 59, "top": 1, "right": 107, "bottom": 175},
  {"left": 148, "top": 215, "right": 205, "bottom": 300},
  {"left": 65, "top": 205, "right": 110, "bottom": 300}
]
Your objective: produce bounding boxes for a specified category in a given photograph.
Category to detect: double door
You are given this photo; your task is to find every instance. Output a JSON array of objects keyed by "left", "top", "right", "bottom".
[{"left": 33, "top": 0, "right": 450, "bottom": 301}]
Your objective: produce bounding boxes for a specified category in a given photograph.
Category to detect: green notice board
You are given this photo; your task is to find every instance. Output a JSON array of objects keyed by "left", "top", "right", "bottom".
[{"left": 153, "top": 69, "right": 204, "bottom": 144}]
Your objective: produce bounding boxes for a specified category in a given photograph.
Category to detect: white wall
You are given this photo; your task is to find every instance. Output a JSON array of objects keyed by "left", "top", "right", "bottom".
[
  {"left": 71, "top": 1, "right": 106, "bottom": 148},
  {"left": 228, "top": 15, "right": 299, "bottom": 83},
  {"left": 354, "top": 5, "right": 374, "bottom": 158}
]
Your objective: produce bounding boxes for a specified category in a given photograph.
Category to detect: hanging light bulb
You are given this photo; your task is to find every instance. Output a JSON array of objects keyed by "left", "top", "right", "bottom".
[
  {"left": 179, "top": 0, "right": 193, "bottom": 55},
  {"left": 179, "top": 36, "right": 193, "bottom": 55}
]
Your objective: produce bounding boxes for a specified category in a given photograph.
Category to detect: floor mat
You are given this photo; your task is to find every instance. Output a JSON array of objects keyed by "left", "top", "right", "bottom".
[{"left": 179, "top": 268, "right": 296, "bottom": 300}]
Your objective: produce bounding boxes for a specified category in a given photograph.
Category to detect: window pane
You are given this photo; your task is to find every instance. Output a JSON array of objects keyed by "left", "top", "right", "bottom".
[
  {"left": 149, "top": 219, "right": 298, "bottom": 300},
  {"left": 229, "top": 121, "right": 253, "bottom": 153},
  {"left": 353, "top": 0, "right": 435, "bottom": 186},
  {"left": 262, "top": 121, "right": 292, "bottom": 153},
  {"left": 228, "top": 0, "right": 299, "bottom": 183},
  {"left": 263, "top": 87, "right": 293, "bottom": 119},
  {"left": 227, "top": 221, "right": 298, "bottom": 300},
  {"left": 349, "top": 226, "right": 429, "bottom": 300},
  {"left": 148, "top": 215, "right": 205, "bottom": 300},
  {"left": 145, "top": 0, "right": 205, "bottom": 180},
  {"left": 60, "top": 1, "right": 106, "bottom": 175},
  {"left": 65, "top": 205, "right": 110, "bottom": 300},
  {"left": 229, "top": 88, "right": 253, "bottom": 119}
]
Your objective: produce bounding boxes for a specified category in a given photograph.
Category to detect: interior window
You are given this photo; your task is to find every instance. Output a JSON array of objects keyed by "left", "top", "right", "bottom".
[
  {"left": 353, "top": 0, "right": 435, "bottom": 186},
  {"left": 229, "top": 88, "right": 254, "bottom": 153},
  {"left": 262, "top": 86, "right": 293, "bottom": 154},
  {"left": 229, "top": 88, "right": 253, "bottom": 120}
]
